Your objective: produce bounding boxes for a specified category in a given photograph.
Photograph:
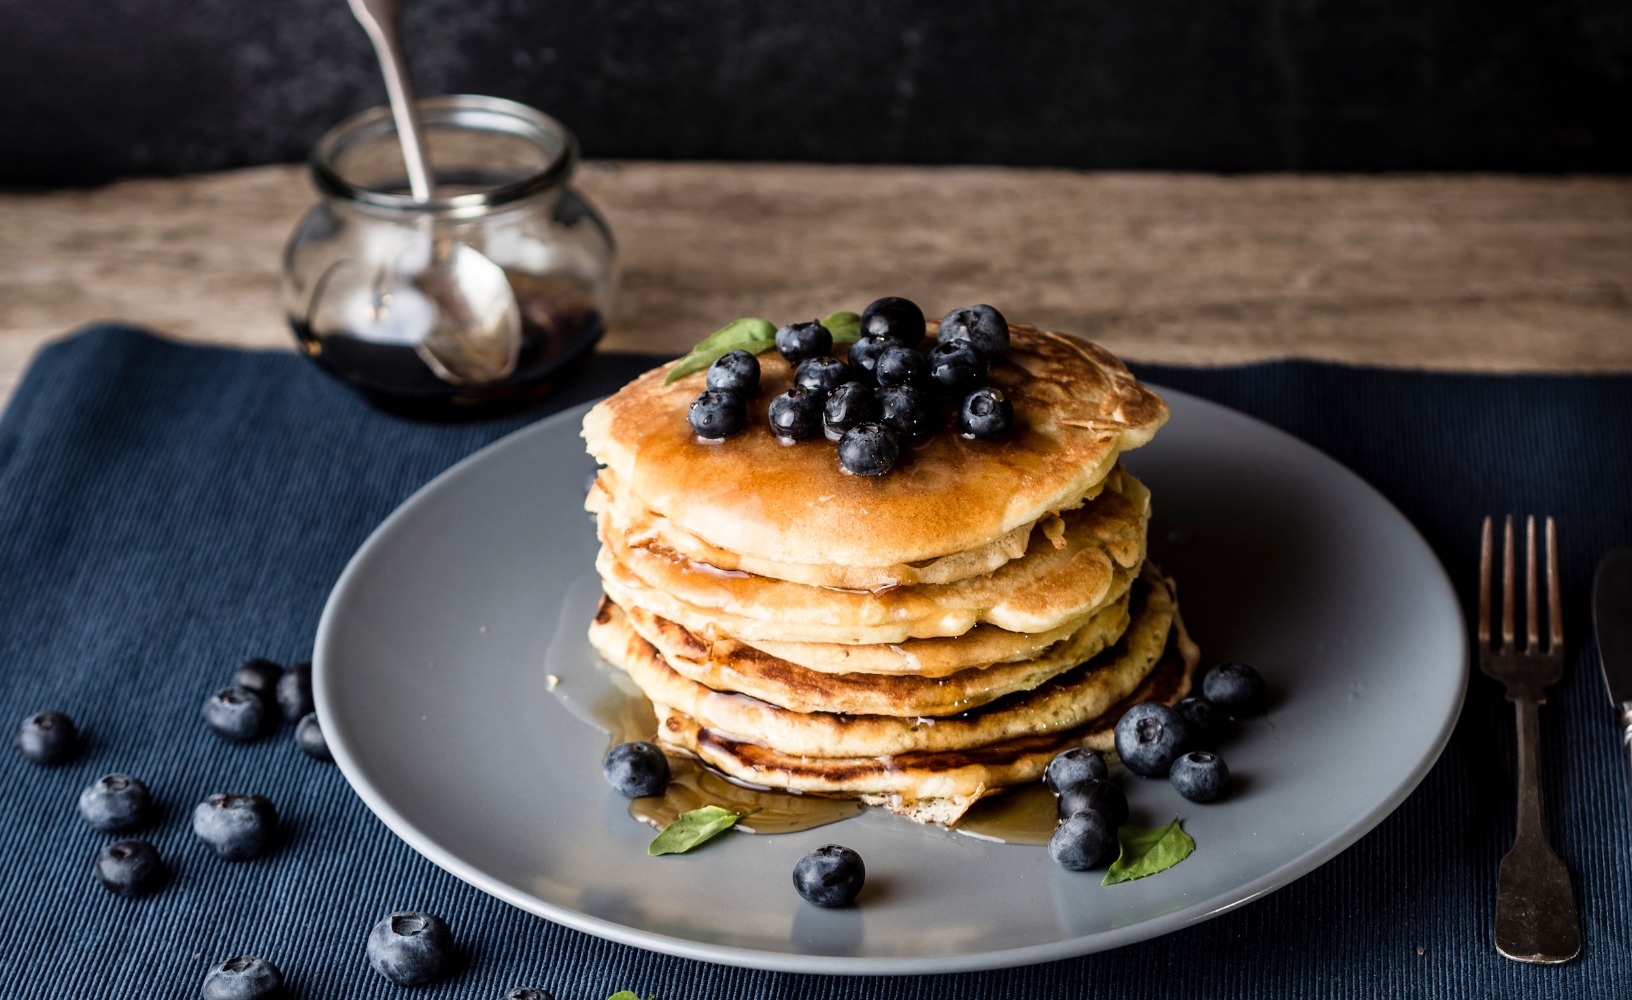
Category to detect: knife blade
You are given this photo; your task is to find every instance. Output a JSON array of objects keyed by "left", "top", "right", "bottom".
[{"left": 1592, "top": 546, "right": 1632, "bottom": 822}]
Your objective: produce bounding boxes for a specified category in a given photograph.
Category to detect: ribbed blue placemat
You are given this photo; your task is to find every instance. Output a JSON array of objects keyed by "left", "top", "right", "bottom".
[{"left": 2, "top": 326, "right": 1629, "bottom": 997}]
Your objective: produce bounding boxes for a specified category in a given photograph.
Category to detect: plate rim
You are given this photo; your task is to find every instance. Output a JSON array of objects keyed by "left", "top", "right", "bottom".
[{"left": 314, "top": 385, "right": 1468, "bottom": 975}]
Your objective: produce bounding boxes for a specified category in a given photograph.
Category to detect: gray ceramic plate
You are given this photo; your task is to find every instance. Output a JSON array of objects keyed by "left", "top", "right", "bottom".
[{"left": 314, "top": 387, "right": 1466, "bottom": 975}]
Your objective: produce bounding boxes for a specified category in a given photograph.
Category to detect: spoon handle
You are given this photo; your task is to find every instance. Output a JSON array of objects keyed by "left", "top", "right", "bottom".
[{"left": 347, "top": 0, "right": 434, "bottom": 201}]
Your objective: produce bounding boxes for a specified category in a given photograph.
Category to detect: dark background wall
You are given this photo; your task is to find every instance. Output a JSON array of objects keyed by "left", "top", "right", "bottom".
[{"left": 2, "top": 0, "right": 1629, "bottom": 187}]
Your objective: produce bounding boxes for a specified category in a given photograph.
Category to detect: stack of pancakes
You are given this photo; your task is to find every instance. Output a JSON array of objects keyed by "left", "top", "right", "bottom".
[{"left": 583, "top": 323, "right": 1198, "bottom": 824}]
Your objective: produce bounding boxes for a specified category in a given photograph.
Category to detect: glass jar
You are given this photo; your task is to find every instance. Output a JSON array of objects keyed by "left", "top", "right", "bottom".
[{"left": 282, "top": 95, "right": 615, "bottom": 418}]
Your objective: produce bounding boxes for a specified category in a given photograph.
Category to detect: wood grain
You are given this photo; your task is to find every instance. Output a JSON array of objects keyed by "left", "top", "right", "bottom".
[{"left": 2, "top": 163, "right": 1630, "bottom": 407}]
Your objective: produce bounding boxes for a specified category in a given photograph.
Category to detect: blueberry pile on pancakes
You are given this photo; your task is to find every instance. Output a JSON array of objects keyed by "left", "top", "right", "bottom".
[{"left": 583, "top": 301, "right": 1199, "bottom": 825}]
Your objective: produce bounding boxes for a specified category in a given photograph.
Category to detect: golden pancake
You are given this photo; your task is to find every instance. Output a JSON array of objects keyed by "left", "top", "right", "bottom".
[
  {"left": 589, "top": 568, "right": 1178, "bottom": 759},
  {"left": 596, "top": 467, "right": 1148, "bottom": 644},
  {"left": 652, "top": 618, "right": 1198, "bottom": 824},
  {"left": 581, "top": 324, "right": 1168, "bottom": 570},
  {"left": 609, "top": 587, "right": 1132, "bottom": 716}
]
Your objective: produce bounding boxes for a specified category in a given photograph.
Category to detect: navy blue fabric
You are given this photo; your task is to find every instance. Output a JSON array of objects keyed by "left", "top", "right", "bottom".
[{"left": 2, "top": 325, "right": 1629, "bottom": 997}]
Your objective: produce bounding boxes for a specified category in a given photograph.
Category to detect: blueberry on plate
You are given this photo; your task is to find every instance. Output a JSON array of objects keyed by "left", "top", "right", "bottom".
[
  {"left": 505, "top": 989, "right": 556, "bottom": 1000},
  {"left": 793, "top": 844, "right": 865, "bottom": 907},
  {"left": 875, "top": 384, "right": 937, "bottom": 442},
  {"left": 937, "top": 304, "right": 1010, "bottom": 358},
  {"left": 687, "top": 388, "right": 747, "bottom": 440},
  {"left": 1170, "top": 750, "right": 1231, "bottom": 803},
  {"left": 794, "top": 355, "right": 852, "bottom": 395},
  {"left": 873, "top": 344, "right": 926, "bottom": 388},
  {"left": 367, "top": 911, "right": 456, "bottom": 986},
  {"left": 95, "top": 838, "right": 164, "bottom": 897},
  {"left": 295, "top": 713, "right": 332, "bottom": 762},
  {"left": 959, "top": 386, "right": 1014, "bottom": 439},
  {"left": 602, "top": 741, "right": 670, "bottom": 797},
  {"left": 1056, "top": 777, "right": 1128, "bottom": 829},
  {"left": 823, "top": 382, "right": 878, "bottom": 436},
  {"left": 203, "top": 686, "right": 266, "bottom": 743},
  {"left": 230, "top": 658, "right": 283, "bottom": 700},
  {"left": 193, "top": 792, "right": 278, "bottom": 860},
  {"left": 775, "top": 320, "right": 831, "bottom": 365},
  {"left": 1113, "top": 702, "right": 1189, "bottom": 778},
  {"left": 1202, "top": 661, "right": 1267, "bottom": 717},
  {"left": 78, "top": 773, "right": 154, "bottom": 832},
  {"left": 836, "top": 423, "right": 901, "bottom": 476},
  {"left": 860, "top": 296, "right": 926, "bottom": 347},
  {"left": 706, "top": 349, "right": 761, "bottom": 396},
  {"left": 1174, "top": 694, "right": 1228, "bottom": 750},
  {"left": 16, "top": 710, "right": 79, "bottom": 766},
  {"left": 200, "top": 955, "right": 285, "bottom": 1000},
  {"left": 845, "top": 334, "right": 896, "bottom": 384},
  {"left": 1048, "top": 810, "right": 1115, "bottom": 871},
  {"left": 925, "top": 339, "right": 987, "bottom": 397},
  {"left": 276, "top": 661, "right": 314, "bottom": 723},
  {"left": 1043, "top": 747, "right": 1108, "bottom": 793},
  {"left": 767, "top": 387, "right": 824, "bottom": 442}
]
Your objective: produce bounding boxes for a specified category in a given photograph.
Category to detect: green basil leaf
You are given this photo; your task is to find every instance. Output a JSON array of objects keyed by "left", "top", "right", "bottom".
[
  {"left": 1102, "top": 817, "right": 1195, "bottom": 885},
  {"left": 606, "top": 992, "right": 654, "bottom": 1000},
  {"left": 662, "top": 317, "right": 777, "bottom": 385},
  {"left": 648, "top": 804, "right": 748, "bottom": 856},
  {"left": 822, "top": 310, "right": 862, "bottom": 345}
]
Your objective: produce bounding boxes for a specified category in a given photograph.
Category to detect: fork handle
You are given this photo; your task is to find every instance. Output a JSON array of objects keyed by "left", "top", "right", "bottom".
[{"left": 1495, "top": 695, "right": 1581, "bottom": 963}]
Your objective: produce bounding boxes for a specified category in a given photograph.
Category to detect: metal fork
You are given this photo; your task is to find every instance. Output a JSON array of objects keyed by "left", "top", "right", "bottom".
[{"left": 1478, "top": 515, "right": 1581, "bottom": 964}]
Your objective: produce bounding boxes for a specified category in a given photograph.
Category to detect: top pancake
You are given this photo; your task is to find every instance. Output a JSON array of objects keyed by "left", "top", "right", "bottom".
[{"left": 581, "top": 323, "right": 1168, "bottom": 569}]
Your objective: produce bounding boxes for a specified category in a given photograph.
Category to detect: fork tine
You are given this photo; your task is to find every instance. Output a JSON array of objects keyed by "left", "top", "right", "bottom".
[
  {"left": 1478, "top": 516, "right": 1493, "bottom": 645},
  {"left": 1546, "top": 516, "right": 1562, "bottom": 652},
  {"left": 1502, "top": 515, "right": 1516, "bottom": 649},
  {"left": 1525, "top": 515, "right": 1539, "bottom": 652}
]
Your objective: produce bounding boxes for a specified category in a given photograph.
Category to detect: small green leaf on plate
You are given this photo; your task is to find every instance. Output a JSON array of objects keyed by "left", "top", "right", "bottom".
[
  {"left": 662, "top": 317, "right": 777, "bottom": 385},
  {"left": 648, "top": 804, "right": 748, "bottom": 856},
  {"left": 822, "top": 310, "right": 862, "bottom": 344},
  {"left": 1102, "top": 817, "right": 1195, "bottom": 885},
  {"left": 606, "top": 992, "right": 655, "bottom": 1000}
]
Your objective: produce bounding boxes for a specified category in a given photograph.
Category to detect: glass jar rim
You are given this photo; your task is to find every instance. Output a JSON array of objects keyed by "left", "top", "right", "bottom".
[{"left": 310, "top": 94, "right": 579, "bottom": 217}]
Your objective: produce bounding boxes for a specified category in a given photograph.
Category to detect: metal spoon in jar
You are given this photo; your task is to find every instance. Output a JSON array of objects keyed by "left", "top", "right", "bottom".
[{"left": 346, "top": 0, "right": 521, "bottom": 385}]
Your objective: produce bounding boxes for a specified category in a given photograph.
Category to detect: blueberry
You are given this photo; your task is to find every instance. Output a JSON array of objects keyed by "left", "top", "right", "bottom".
[
  {"left": 78, "top": 773, "right": 153, "bottom": 832},
  {"left": 295, "top": 713, "right": 332, "bottom": 762},
  {"left": 231, "top": 658, "right": 283, "bottom": 700},
  {"left": 602, "top": 741, "right": 670, "bottom": 797},
  {"left": 276, "top": 661, "right": 314, "bottom": 722},
  {"left": 366, "top": 911, "right": 456, "bottom": 986},
  {"left": 844, "top": 334, "right": 895, "bottom": 384},
  {"left": 925, "top": 339, "right": 987, "bottom": 397},
  {"left": 687, "top": 388, "right": 747, "bottom": 440},
  {"left": 1170, "top": 750, "right": 1231, "bottom": 803},
  {"left": 192, "top": 792, "right": 278, "bottom": 860},
  {"left": 706, "top": 349, "right": 761, "bottom": 396},
  {"left": 874, "top": 344, "right": 926, "bottom": 388},
  {"left": 822, "top": 382, "right": 878, "bottom": 436},
  {"left": 837, "top": 423, "right": 900, "bottom": 477},
  {"left": 1174, "top": 695, "right": 1229, "bottom": 750},
  {"left": 794, "top": 355, "right": 852, "bottom": 395},
  {"left": 860, "top": 296, "right": 926, "bottom": 347},
  {"left": 776, "top": 320, "right": 831, "bottom": 365},
  {"left": 959, "top": 386, "right": 1014, "bottom": 439},
  {"left": 16, "top": 710, "right": 79, "bottom": 765},
  {"left": 1113, "top": 702, "right": 1189, "bottom": 778},
  {"left": 505, "top": 990, "right": 556, "bottom": 1000},
  {"left": 938, "top": 304, "right": 1010, "bottom": 358},
  {"left": 203, "top": 686, "right": 267, "bottom": 743},
  {"left": 1048, "top": 810, "right": 1115, "bottom": 871},
  {"left": 200, "top": 955, "right": 285, "bottom": 1000},
  {"left": 793, "top": 844, "right": 865, "bottom": 907},
  {"left": 95, "top": 838, "right": 164, "bottom": 897},
  {"left": 875, "top": 384, "right": 937, "bottom": 442},
  {"left": 767, "top": 387, "right": 824, "bottom": 441},
  {"left": 1043, "top": 747, "right": 1108, "bottom": 793},
  {"left": 1202, "top": 661, "right": 1267, "bottom": 717},
  {"left": 1056, "top": 777, "right": 1129, "bottom": 829}
]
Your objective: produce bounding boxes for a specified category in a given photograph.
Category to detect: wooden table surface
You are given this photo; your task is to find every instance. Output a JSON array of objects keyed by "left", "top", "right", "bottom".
[{"left": 2, "top": 163, "right": 1630, "bottom": 407}]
